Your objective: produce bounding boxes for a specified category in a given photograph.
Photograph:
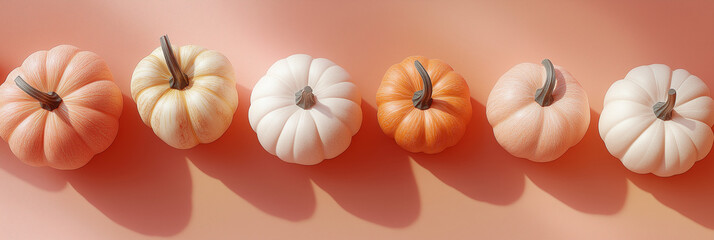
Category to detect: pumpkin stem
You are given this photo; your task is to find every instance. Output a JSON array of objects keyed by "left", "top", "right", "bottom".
[
  {"left": 412, "top": 60, "right": 433, "bottom": 110},
  {"left": 295, "top": 86, "right": 316, "bottom": 109},
  {"left": 653, "top": 89, "right": 676, "bottom": 120},
  {"left": 160, "top": 35, "right": 190, "bottom": 90},
  {"left": 535, "top": 59, "right": 556, "bottom": 107},
  {"left": 14, "top": 76, "right": 62, "bottom": 111}
]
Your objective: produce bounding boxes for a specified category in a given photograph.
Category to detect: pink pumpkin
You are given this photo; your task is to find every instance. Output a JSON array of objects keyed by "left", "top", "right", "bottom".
[
  {"left": 0, "top": 45, "right": 123, "bottom": 170},
  {"left": 486, "top": 59, "right": 590, "bottom": 162}
]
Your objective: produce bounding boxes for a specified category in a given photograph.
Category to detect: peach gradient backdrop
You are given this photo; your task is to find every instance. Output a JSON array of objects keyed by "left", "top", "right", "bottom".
[{"left": 1, "top": 0, "right": 714, "bottom": 239}]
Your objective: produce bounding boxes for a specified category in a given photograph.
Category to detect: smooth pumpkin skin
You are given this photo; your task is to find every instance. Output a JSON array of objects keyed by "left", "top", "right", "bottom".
[
  {"left": 249, "top": 54, "right": 362, "bottom": 165},
  {"left": 486, "top": 62, "right": 590, "bottom": 162},
  {"left": 131, "top": 45, "right": 239, "bottom": 149},
  {"left": 599, "top": 64, "right": 714, "bottom": 177},
  {"left": 376, "top": 56, "right": 472, "bottom": 154},
  {"left": 0, "top": 45, "right": 123, "bottom": 170}
]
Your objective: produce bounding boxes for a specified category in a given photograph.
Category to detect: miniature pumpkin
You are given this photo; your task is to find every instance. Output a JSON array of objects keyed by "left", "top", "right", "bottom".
[
  {"left": 131, "top": 35, "right": 239, "bottom": 149},
  {"left": 376, "top": 56, "right": 472, "bottom": 154},
  {"left": 599, "top": 64, "right": 714, "bottom": 177},
  {"left": 486, "top": 59, "right": 590, "bottom": 162},
  {"left": 248, "top": 54, "right": 362, "bottom": 165},
  {"left": 0, "top": 45, "right": 123, "bottom": 169}
]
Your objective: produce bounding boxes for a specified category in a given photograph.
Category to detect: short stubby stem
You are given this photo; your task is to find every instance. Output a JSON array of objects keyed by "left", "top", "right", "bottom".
[
  {"left": 160, "top": 35, "right": 190, "bottom": 90},
  {"left": 412, "top": 60, "right": 433, "bottom": 110},
  {"left": 535, "top": 59, "right": 556, "bottom": 107},
  {"left": 14, "top": 76, "right": 63, "bottom": 111},
  {"left": 653, "top": 89, "right": 676, "bottom": 120},
  {"left": 295, "top": 86, "right": 316, "bottom": 109}
]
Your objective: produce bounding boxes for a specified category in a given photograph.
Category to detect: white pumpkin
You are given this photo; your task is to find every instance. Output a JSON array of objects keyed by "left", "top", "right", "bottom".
[
  {"left": 131, "top": 35, "right": 239, "bottom": 149},
  {"left": 248, "top": 54, "right": 362, "bottom": 165},
  {"left": 599, "top": 64, "right": 714, "bottom": 177}
]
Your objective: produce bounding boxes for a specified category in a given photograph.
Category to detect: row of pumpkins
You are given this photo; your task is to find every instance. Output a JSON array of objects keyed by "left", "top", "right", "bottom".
[{"left": 1, "top": 36, "right": 712, "bottom": 177}]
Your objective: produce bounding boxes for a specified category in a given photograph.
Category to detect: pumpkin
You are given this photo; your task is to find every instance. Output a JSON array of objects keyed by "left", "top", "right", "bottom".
[
  {"left": 376, "top": 56, "right": 472, "bottom": 154},
  {"left": 0, "top": 45, "right": 123, "bottom": 170},
  {"left": 248, "top": 54, "right": 362, "bottom": 165},
  {"left": 486, "top": 59, "right": 590, "bottom": 162},
  {"left": 599, "top": 64, "right": 714, "bottom": 177},
  {"left": 131, "top": 35, "right": 239, "bottom": 149}
]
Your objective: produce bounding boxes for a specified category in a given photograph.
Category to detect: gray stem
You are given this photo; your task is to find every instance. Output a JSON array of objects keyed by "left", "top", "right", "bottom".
[
  {"left": 535, "top": 59, "right": 556, "bottom": 107},
  {"left": 295, "top": 86, "right": 316, "bottom": 109},
  {"left": 653, "top": 89, "right": 676, "bottom": 120}
]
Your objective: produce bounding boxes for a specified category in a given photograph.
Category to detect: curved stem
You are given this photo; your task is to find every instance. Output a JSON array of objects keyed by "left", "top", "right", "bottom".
[
  {"left": 160, "top": 35, "right": 190, "bottom": 90},
  {"left": 534, "top": 59, "right": 556, "bottom": 107},
  {"left": 412, "top": 60, "right": 433, "bottom": 110},
  {"left": 295, "top": 86, "right": 316, "bottom": 109},
  {"left": 653, "top": 89, "right": 676, "bottom": 120},
  {"left": 14, "top": 76, "right": 62, "bottom": 111}
]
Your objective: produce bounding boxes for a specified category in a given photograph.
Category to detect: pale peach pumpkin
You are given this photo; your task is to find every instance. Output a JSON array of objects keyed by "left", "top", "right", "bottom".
[
  {"left": 486, "top": 59, "right": 590, "bottom": 162},
  {"left": 0, "top": 45, "right": 123, "bottom": 170}
]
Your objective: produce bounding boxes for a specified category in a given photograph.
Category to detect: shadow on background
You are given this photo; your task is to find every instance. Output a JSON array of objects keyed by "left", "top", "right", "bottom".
[
  {"left": 523, "top": 110, "right": 628, "bottom": 214},
  {"left": 63, "top": 95, "right": 193, "bottom": 236},
  {"left": 308, "top": 102, "right": 420, "bottom": 228},
  {"left": 412, "top": 99, "right": 526, "bottom": 205},
  {"left": 188, "top": 85, "right": 316, "bottom": 222},
  {"left": 414, "top": 102, "right": 628, "bottom": 215},
  {"left": 627, "top": 145, "right": 714, "bottom": 229}
]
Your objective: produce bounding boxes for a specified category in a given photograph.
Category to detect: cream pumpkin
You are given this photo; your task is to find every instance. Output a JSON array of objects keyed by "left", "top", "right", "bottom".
[
  {"left": 599, "top": 64, "right": 714, "bottom": 177},
  {"left": 131, "top": 35, "right": 238, "bottom": 149},
  {"left": 0, "top": 45, "right": 123, "bottom": 169},
  {"left": 486, "top": 59, "right": 590, "bottom": 162},
  {"left": 248, "top": 54, "right": 362, "bottom": 165}
]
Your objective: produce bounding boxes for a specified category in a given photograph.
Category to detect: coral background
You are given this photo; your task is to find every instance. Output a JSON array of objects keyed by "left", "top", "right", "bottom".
[{"left": 1, "top": 0, "right": 714, "bottom": 239}]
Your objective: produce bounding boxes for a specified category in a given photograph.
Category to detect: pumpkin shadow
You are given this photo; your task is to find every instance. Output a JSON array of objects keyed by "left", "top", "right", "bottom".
[
  {"left": 63, "top": 95, "right": 193, "bottom": 236},
  {"left": 187, "top": 85, "right": 316, "bottom": 222},
  {"left": 522, "top": 109, "right": 628, "bottom": 214},
  {"left": 627, "top": 145, "right": 714, "bottom": 229},
  {"left": 411, "top": 98, "right": 526, "bottom": 205},
  {"left": 307, "top": 101, "right": 420, "bottom": 228}
]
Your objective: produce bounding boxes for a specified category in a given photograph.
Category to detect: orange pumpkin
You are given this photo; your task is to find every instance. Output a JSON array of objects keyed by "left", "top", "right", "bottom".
[
  {"left": 0, "top": 45, "right": 123, "bottom": 169},
  {"left": 376, "top": 56, "right": 472, "bottom": 153}
]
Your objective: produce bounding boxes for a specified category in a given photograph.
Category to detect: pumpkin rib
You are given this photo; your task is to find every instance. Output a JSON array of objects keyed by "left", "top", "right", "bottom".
[
  {"left": 65, "top": 103, "right": 117, "bottom": 127},
  {"left": 61, "top": 111, "right": 100, "bottom": 161},
  {"left": 603, "top": 112, "right": 655, "bottom": 146},
  {"left": 189, "top": 85, "right": 234, "bottom": 111},
  {"left": 377, "top": 100, "right": 413, "bottom": 136},
  {"left": 178, "top": 47, "right": 209, "bottom": 77},
  {"left": 283, "top": 111, "right": 304, "bottom": 164},
  {"left": 146, "top": 88, "right": 172, "bottom": 126},
  {"left": 56, "top": 53, "right": 112, "bottom": 95},
  {"left": 252, "top": 104, "right": 296, "bottom": 129},
  {"left": 132, "top": 81, "right": 170, "bottom": 101},
  {"left": 255, "top": 107, "right": 298, "bottom": 154},
  {"left": 313, "top": 82, "right": 357, "bottom": 100},
  {"left": 312, "top": 65, "right": 339, "bottom": 89},
  {"left": 673, "top": 119, "right": 700, "bottom": 160},
  {"left": 619, "top": 121, "right": 659, "bottom": 165},
  {"left": 308, "top": 111, "right": 326, "bottom": 161},
  {"left": 548, "top": 107, "right": 577, "bottom": 144},
  {"left": 490, "top": 103, "right": 536, "bottom": 129},
  {"left": 315, "top": 99, "right": 358, "bottom": 134},
  {"left": 265, "top": 74, "right": 299, "bottom": 92},
  {"left": 45, "top": 48, "right": 80, "bottom": 91},
  {"left": 529, "top": 110, "right": 546, "bottom": 157},
  {"left": 625, "top": 77, "right": 659, "bottom": 103},
  {"left": 3, "top": 107, "right": 42, "bottom": 144},
  {"left": 179, "top": 92, "right": 200, "bottom": 143}
]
